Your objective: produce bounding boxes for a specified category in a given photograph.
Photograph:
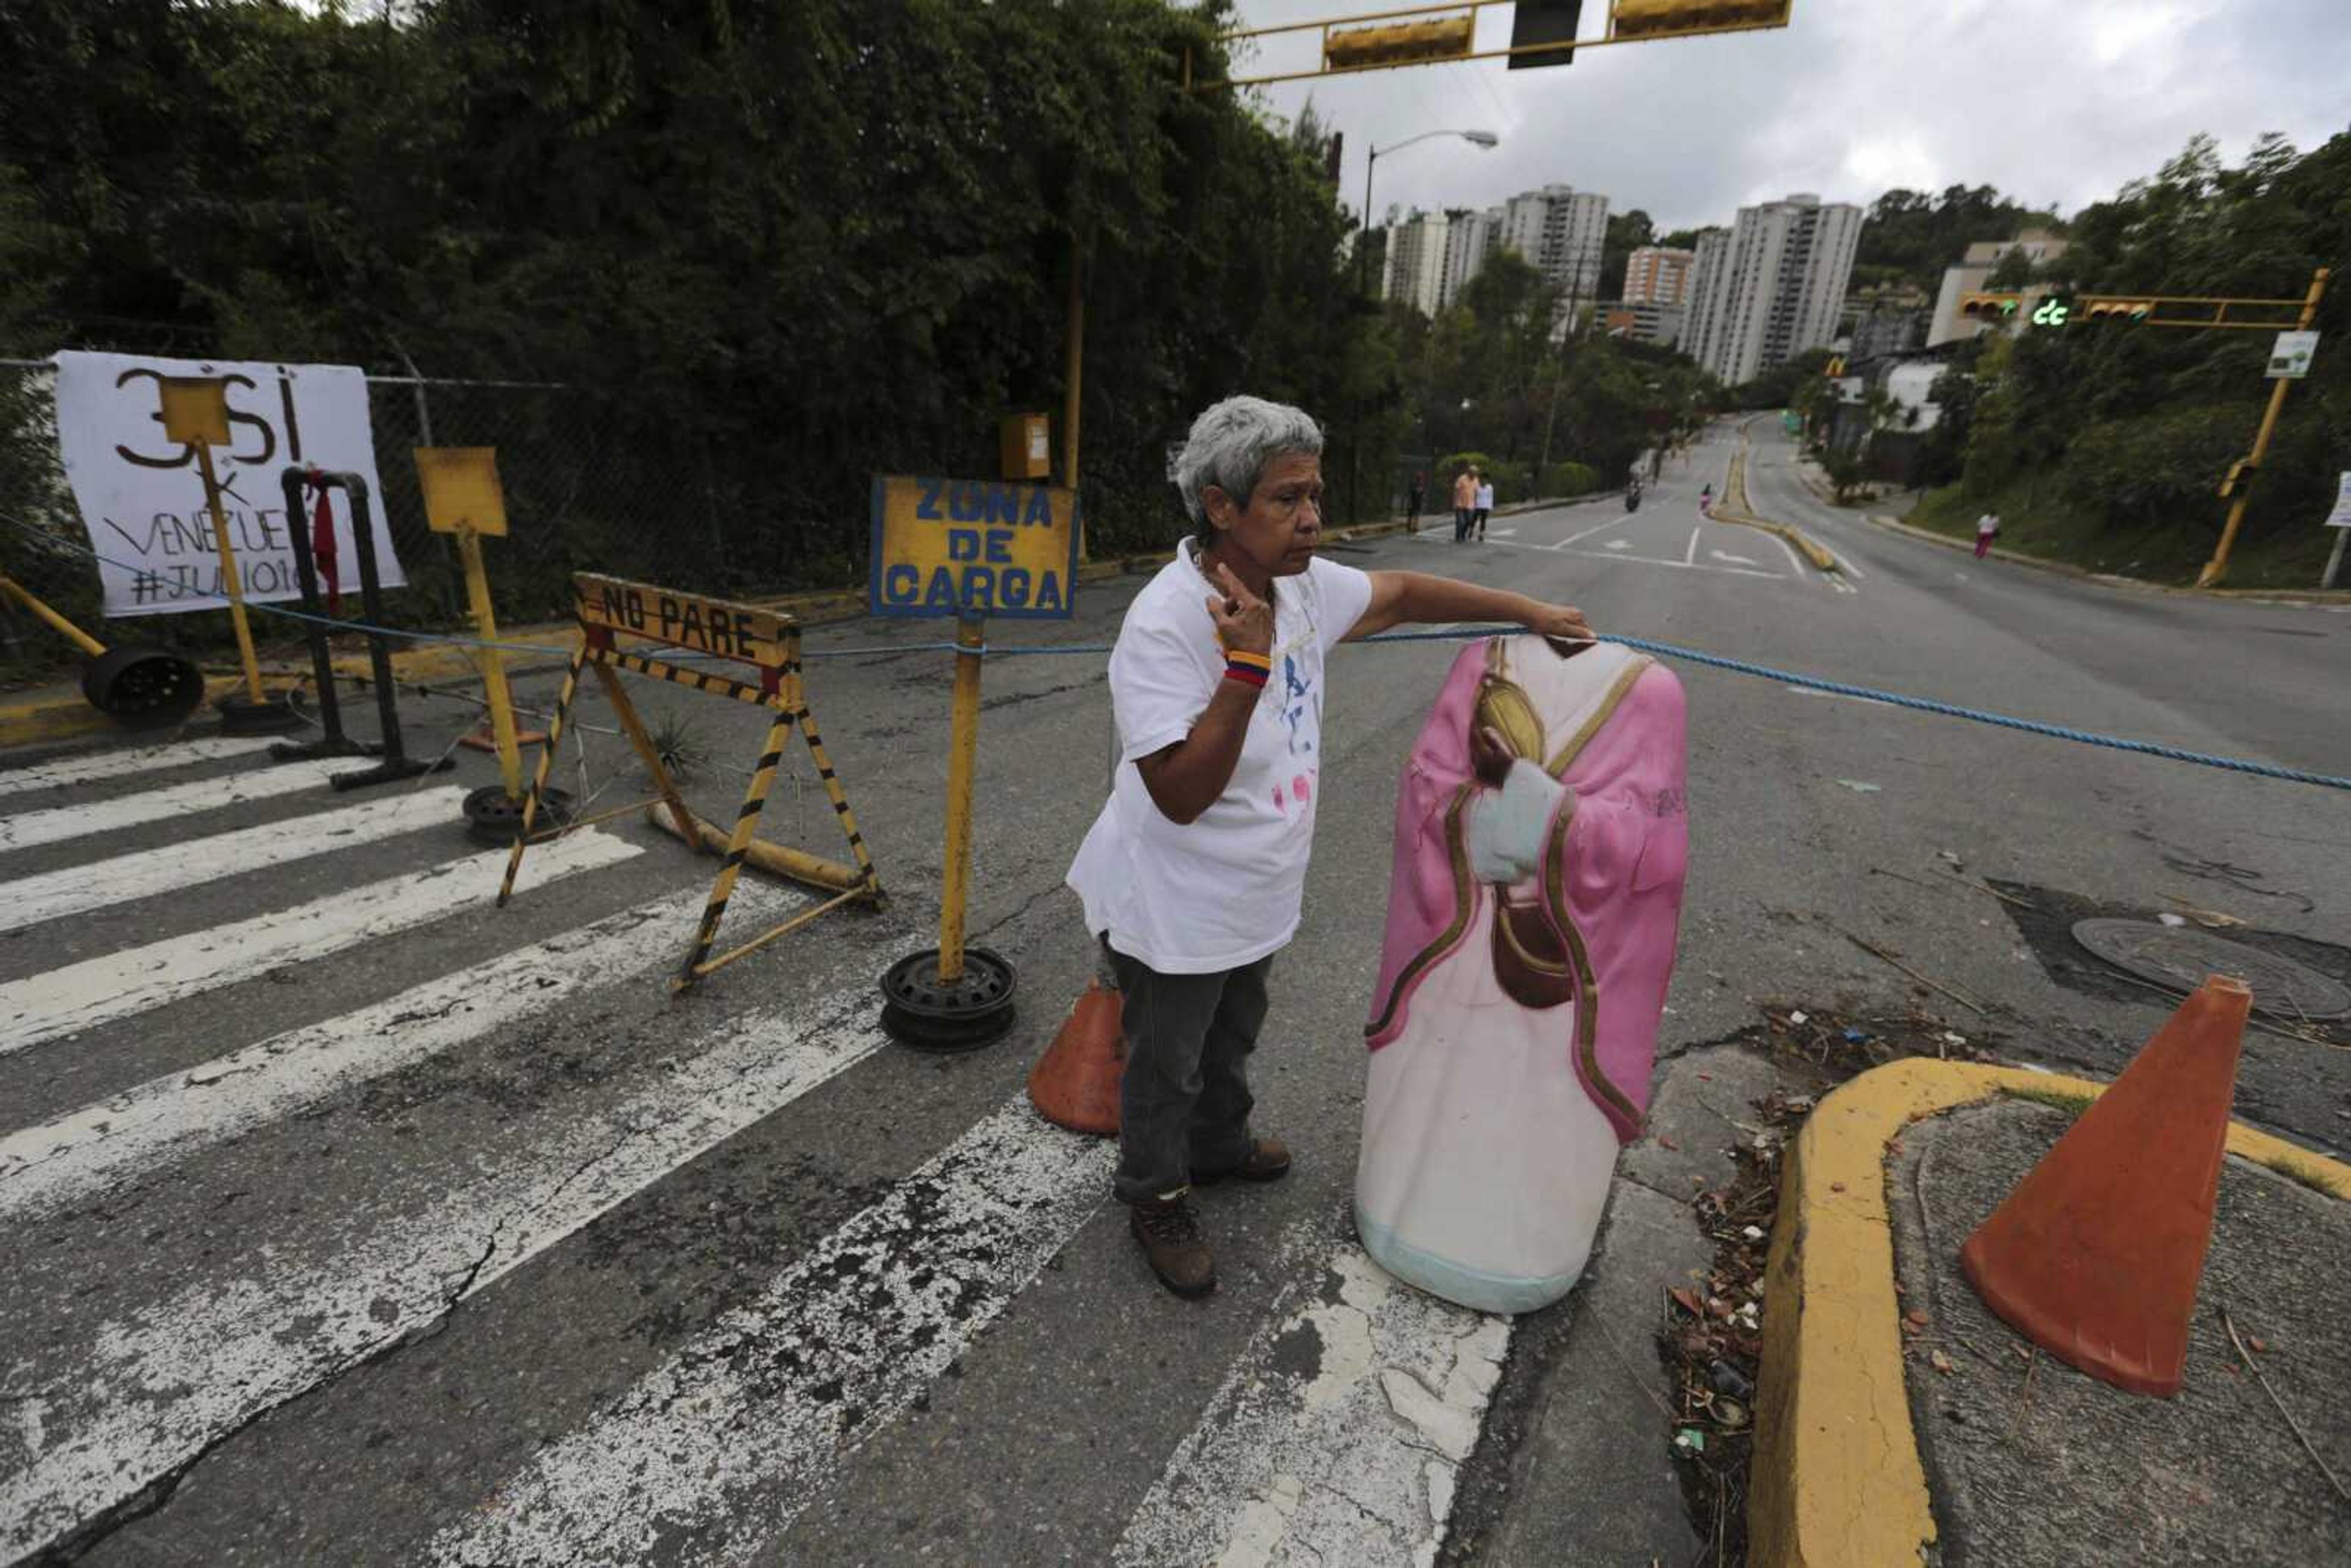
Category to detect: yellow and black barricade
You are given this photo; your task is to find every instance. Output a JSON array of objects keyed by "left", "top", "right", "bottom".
[{"left": 498, "top": 571, "right": 883, "bottom": 989}]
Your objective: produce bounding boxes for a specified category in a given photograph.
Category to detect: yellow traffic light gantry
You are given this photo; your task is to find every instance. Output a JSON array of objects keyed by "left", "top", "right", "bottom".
[{"left": 1187, "top": 0, "right": 1796, "bottom": 90}]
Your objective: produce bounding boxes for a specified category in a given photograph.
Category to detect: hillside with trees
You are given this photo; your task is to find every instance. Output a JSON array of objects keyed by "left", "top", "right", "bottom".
[{"left": 1910, "top": 133, "right": 2347, "bottom": 586}]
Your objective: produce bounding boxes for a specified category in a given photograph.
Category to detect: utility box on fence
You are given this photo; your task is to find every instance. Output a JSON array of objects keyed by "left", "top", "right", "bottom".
[{"left": 999, "top": 413, "right": 1051, "bottom": 481}]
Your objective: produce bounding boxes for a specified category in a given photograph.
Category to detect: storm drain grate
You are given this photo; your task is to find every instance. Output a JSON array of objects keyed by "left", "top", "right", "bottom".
[{"left": 2071, "top": 918, "right": 2351, "bottom": 1021}]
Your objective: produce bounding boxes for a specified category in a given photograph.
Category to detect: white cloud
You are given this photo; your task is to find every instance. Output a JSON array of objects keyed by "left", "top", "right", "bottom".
[{"left": 1222, "top": 0, "right": 2346, "bottom": 232}]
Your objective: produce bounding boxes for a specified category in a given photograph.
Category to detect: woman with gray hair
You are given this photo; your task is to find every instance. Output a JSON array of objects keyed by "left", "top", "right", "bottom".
[{"left": 1066, "top": 394, "right": 1596, "bottom": 1297}]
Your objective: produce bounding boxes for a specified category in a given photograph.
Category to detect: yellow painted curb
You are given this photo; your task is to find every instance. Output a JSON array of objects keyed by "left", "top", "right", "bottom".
[
  {"left": 1720, "top": 436, "right": 1841, "bottom": 572},
  {"left": 0, "top": 675, "right": 308, "bottom": 749},
  {"left": 1749, "top": 1057, "right": 2350, "bottom": 1568}
]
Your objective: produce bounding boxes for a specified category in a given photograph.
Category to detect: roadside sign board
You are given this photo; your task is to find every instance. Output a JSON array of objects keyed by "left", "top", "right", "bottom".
[
  {"left": 573, "top": 571, "right": 794, "bottom": 664},
  {"left": 869, "top": 475, "right": 1079, "bottom": 620},
  {"left": 2325, "top": 471, "right": 2351, "bottom": 529},
  {"left": 2267, "top": 330, "right": 2319, "bottom": 379}
]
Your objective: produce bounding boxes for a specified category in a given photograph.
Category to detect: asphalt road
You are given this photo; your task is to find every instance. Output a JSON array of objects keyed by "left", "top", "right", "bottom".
[{"left": 2, "top": 416, "right": 2345, "bottom": 1566}]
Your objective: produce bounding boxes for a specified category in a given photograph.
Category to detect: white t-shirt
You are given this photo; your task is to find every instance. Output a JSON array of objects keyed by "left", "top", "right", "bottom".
[
  {"left": 1067, "top": 543, "right": 1376, "bottom": 974},
  {"left": 1475, "top": 482, "right": 1495, "bottom": 511},
  {"left": 1976, "top": 513, "right": 1999, "bottom": 535}
]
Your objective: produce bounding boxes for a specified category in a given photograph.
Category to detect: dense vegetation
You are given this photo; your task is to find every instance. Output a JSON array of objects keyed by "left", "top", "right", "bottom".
[
  {"left": 0, "top": 0, "right": 1391, "bottom": 650},
  {"left": 1913, "top": 134, "right": 2349, "bottom": 585}
]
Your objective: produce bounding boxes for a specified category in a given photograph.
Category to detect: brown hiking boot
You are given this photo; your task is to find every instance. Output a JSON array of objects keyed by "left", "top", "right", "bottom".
[
  {"left": 1130, "top": 1191, "right": 1216, "bottom": 1297},
  {"left": 1193, "top": 1136, "right": 1292, "bottom": 1187}
]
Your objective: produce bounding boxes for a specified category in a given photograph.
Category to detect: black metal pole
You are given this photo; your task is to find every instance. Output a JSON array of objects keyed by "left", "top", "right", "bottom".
[
  {"left": 299, "top": 470, "right": 446, "bottom": 789},
  {"left": 269, "top": 465, "right": 366, "bottom": 760}
]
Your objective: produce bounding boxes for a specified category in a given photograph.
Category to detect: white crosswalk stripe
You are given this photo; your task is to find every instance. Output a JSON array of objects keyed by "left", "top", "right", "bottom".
[
  {"left": 0, "top": 757, "right": 353, "bottom": 852},
  {"left": 0, "top": 880, "right": 795, "bottom": 1218},
  {"left": 0, "top": 737, "right": 277, "bottom": 800},
  {"left": 1115, "top": 1231, "right": 1509, "bottom": 1568},
  {"left": 0, "top": 954, "right": 896, "bottom": 1563},
  {"left": 0, "top": 785, "right": 470, "bottom": 935},
  {"left": 0, "top": 735, "right": 1543, "bottom": 1567},
  {"left": 427, "top": 1095, "right": 1114, "bottom": 1567},
  {"left": 0, "top": 827, "right": 639, "bottom": 1057}
]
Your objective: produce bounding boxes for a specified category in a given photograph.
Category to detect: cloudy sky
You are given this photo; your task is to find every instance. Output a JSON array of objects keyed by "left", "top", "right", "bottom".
[{"left": 1218, "top": 1, "right": 2348, "bottom": 231}]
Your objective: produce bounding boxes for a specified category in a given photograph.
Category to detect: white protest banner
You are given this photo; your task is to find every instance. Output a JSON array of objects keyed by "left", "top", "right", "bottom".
[
  {"left": 53, "top": 351, "right": 405, "bottom": 619},
  {"left": 2326, "top": 471, "right": 2351, "bottom": 530}
]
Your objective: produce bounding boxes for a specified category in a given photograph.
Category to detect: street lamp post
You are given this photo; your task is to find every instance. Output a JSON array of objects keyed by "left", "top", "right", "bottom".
[
  {"left": 1352, "top": 128, "right": 1498, "bottom": 525},
  {"left": 1356, "top": 129, "right": 1500, "bottom": 301}
]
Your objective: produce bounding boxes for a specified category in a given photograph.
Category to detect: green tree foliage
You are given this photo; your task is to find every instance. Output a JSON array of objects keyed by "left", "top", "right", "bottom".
[
  {"left": 1950, "top": 133, "right": 2350, "bottom": 582},
  {"left": 1393, "top": 249, "right": 1711, "bottom": 502},
  {"left": 1857, "top": 184, "right": 2061, "bottom": 294},
  {"left": 0, "top": 0, "right": 1382, "bottom": 616},
  {"left": 1596, "top": 208, "right": 1654, "bottom": 301}
]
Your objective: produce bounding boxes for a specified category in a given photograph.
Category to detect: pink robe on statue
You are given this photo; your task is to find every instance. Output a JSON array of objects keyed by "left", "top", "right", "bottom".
[{"left": 1356, "top": 637, "right": 1689, "bottom": 1313}]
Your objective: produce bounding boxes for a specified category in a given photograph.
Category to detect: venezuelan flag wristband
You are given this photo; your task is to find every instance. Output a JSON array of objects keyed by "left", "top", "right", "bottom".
[{"left": 1224, "top": 649, "right": 1272, "bottom": 688}]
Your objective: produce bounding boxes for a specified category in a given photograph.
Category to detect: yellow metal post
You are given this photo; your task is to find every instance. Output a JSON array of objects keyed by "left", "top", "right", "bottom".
[
  {"left": 937, "top": 612, "right": 986, "bottom": 983},
  {"left": 190, "top": 438, "right": 269, "bottom": 704},
  {"left": 2199, "top": 266, "right": 2329, "bottom": 588},
  {"left": 0, "top": 574, "right": 107, "bottom": 657},
  {"left": 456, "top": 523, "right": 525, "bottom": 797}
]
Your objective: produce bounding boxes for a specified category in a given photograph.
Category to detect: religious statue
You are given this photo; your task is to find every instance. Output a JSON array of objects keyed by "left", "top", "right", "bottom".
[{"left": 1357, "top": 636, "right": 1689, "bottom": 1313}]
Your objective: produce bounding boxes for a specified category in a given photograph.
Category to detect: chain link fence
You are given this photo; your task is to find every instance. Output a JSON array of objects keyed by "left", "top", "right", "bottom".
[{"left": 0, "top": 357, "right": 804, "bottom": 685}]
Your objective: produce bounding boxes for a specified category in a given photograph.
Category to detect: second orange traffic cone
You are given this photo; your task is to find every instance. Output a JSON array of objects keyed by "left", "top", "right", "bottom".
[
  {"left": 1027, "top": 979, "right": 1125, "bottom": 1136},
  {"left": 1959, "top": 974, "right": 2251, "bottom": 1397}
]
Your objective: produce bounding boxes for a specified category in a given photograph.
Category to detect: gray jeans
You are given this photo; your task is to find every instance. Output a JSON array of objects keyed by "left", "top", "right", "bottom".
[{"left": 1104, "top": 941, "right": 1272, "bottom": 1204}]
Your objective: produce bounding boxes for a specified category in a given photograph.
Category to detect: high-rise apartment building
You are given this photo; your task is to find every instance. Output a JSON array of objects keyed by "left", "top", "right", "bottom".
[
  {"left": 1437, "top": 206, "right": 1502, "bottom": 310},
  {"left": 1624, "top": 246, "right": 1696, "bottom": 307},
  {"left": 1382, "top": 211, "right": 1451, "bottom": 317},
  {"left": 1678, "top": 193, "right": 1862, "bottom": 386},
  {"left": 1497, "top": 184, "right": 1610, "bottom": 335}
]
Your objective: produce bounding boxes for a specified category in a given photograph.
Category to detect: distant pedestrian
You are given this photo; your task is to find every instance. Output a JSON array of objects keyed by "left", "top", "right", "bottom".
[
  {"left": 1698, "top": 483, "right": 1713, "bottom": 516},
  {"left": 1452, "top": 467, "right": 1477, "bottom": 542},
  {"left": 1406, "top": 470, "right": 1427, "bottom": 533},
  {"left": 1474, "top": 475, "right": 1494, "bottom": 540},
  {"left": 1974, "top": 511, "right": 2000, "bottom": 560}
]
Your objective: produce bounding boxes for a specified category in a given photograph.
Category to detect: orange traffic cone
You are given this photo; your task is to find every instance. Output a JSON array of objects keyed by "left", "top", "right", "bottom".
[
  {"left": 1027, "top": 979, "right": 1125, "bottom": 1136},
  {"left": 1959, "top": 974, "right": 2252, "bottom": 1396}
]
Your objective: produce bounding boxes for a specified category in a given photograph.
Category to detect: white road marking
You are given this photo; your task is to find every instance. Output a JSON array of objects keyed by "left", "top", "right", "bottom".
[
  {"left": 1684, "top": 527, "right": 1701, "bottom": 566},
  {"left": 1830, "top": 576, "right": 1859, "bottom": 595},
  {"left": 0, "top": 759, "right": 353, "bottom": 853},
  {"left": 426, "top": 1095, "right": 1113, "bottom": 1567},
  {"left": 1404, "top": 533, "right": 1785, "bottom": 580},
  {"left": 1765, "top": 528, "right": 1810, "bottom": 579},
  {"left": 0, "top": 738, "right": 276, "bottom": 800},
  {"left": 1832, "top": 550, "right": 1867, "bottom": 580},
  {"left": 1709, "top": 549, "right": 1760, "bottom": 567},
  {"left": 0, "top": 882, "right": 797, "bottom": 1218},
  {"left": 1551, "top": 514, "right": 1638, "bottom": 549},
  {"left": 1787, "top": 685, "right": 1895, "bottom": 709},
  {"left": 1113, "top": 1233, "right": 1510, "bottom": 1568},
  {"left": 0, "top": 786, "right": 471, "bottom": 936},
  {"left": 0, "top": 966, "right": 897, "bottom": 1565},
  {"left": 0, "top": 828, "right": 639, "bottom": 1058}
]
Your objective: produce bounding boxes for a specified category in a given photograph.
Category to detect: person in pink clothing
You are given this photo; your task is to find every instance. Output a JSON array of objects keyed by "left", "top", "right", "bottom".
[{"left": 1357, "top": 634, "right": 1689, "bottom": 1312}]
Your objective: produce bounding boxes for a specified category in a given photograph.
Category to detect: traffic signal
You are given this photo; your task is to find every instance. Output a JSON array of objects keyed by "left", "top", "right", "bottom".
[
  {"left": 2081, "top": 299, "right": 2154, "bottom": 324},
  {"left": 1509, "top": 1, "right": 1584, "bottom": 69},
  {"left": 1325, "top": 13, "right": 1474, "bottom": 72},
  {"left": 1611, "top": 0, "right": 1794, "bottom": 39},
  {"left": 1959, "top": 292, "right": 2024, "bottom": 322}
]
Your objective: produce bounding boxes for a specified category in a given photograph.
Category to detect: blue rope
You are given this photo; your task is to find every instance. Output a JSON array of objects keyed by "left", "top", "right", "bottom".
[{"left": 7, "top": 512, "right": 2344, "bottom": 791}]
